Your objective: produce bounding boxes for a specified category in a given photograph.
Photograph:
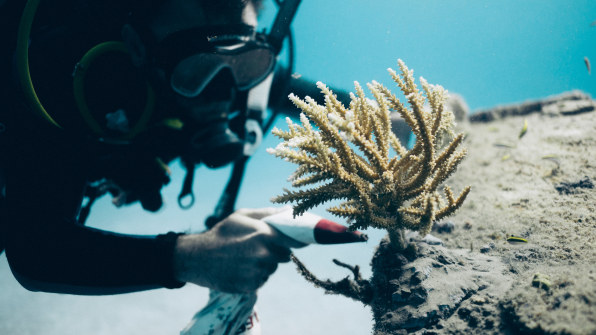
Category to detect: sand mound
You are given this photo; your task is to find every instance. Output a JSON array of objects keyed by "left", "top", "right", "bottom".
[{"left": 424, "top": 91, "right": 596, "bottom": 334}]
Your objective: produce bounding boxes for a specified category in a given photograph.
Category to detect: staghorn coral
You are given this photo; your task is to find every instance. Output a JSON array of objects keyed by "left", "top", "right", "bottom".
[{"left": 267, "top": 59, "right": 470, "bottom": 249}]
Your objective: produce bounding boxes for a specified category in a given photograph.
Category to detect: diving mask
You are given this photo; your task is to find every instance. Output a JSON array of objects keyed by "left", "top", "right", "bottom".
[
  {"left": 147, "top": 24, "right": 274, "bottom": 168},
  {"left": 153, "top": 24, "right": 276, "bottom": 98}
]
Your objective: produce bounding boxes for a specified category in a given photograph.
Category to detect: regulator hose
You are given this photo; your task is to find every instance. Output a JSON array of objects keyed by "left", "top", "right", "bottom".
[
  {"left": 16, "top": 0, "right": 61, "bottom": 128},
  {"left": 72, "top": 41, "right": 155, "bottom": 140}
]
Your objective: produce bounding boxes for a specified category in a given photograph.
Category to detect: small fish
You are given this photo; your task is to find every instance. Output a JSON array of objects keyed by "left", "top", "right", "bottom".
[
  {"left": 585, "top": 57, "right": 591, "bottom": 75},
  {"left": 519, "top": 119, "right": 528, "bottom": 139},
  {"left": 493, "top": 142, "right": 516, "bottom": 149},
  {"left": 501, "top": 154, "right": 511, "bottom": 161},
  {"left": 507, "top": 236, "right": 528, "bottom": 244},
  {"left": 541, "top": 155, "right": 561, "bottom": 168},
  {"left": 291, "top": 72, "right": 302, "bottom": 79}
]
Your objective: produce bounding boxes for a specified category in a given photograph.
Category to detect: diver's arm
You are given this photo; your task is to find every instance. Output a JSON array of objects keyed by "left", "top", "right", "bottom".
[
  {"left": 5, "top": 219, "right": 184, "bottom": 295},
  {"left": 5, "top": 137, "right": 294, "bottom": 295},
  {"left": 4, "top": 139, "right": 183, "bottom": 295}
]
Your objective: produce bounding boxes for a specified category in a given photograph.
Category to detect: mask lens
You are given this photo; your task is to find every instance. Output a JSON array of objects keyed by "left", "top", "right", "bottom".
[
  {"left": 224, "top": 47, "right": 276, "bottom": 89},
  {"left": 169, "top": 44, "right": 275, "bottom": 98},
  {"left": 170, "top": 54, "right": 229, "bottom": 98}
]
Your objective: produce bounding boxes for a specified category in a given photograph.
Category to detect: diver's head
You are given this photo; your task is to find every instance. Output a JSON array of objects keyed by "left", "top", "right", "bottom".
[
  {"left": 18, "top": 0, "right": 277, "bottom": 167},
  {"left": 120, "top": 0, "right": 272, "bottom": 167}
]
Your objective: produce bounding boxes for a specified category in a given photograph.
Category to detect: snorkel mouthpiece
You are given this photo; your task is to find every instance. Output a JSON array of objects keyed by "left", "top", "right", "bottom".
[{"left": 189, "top": 119, "right": 244, "bottom": 168}]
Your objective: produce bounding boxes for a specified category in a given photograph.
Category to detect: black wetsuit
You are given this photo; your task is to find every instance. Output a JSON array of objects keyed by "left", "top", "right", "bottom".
[
  {"left": 0, "top": 0, "right": 349, "bottom": 296},
  {"left": 0, "top": 0, "right": 188, "bottom": 293},
  {"left": 0, "top": 72, "right": 347, "bottom": 296},
  {"left": 2, "top": 112, "right": 186, "bottom": 294}
]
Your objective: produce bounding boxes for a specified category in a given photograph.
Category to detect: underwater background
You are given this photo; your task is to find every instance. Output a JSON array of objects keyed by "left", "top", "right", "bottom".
[{"left": 1, "top": 0, "right": 595, "bottom": 334}]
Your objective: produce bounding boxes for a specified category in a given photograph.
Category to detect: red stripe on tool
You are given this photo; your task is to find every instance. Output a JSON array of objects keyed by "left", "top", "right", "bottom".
[{"left": 313, "top": 219, "right": 368, "bottom": 244}]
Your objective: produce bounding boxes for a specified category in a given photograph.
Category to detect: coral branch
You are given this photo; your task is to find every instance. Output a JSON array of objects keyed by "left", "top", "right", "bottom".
[
  {"left": 291, "top": 255, "right": 373, "bottom": 304},
  {"left": 332, "top": 259, "right": 365, "bottom": 282},
  {"left": 269, "top": 60, "right": 470, "bottom": 248}
]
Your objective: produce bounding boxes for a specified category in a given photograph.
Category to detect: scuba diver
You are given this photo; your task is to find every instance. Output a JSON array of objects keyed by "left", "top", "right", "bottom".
[{"left": 0, "top": 0, "right": 354, "bottom": 295}]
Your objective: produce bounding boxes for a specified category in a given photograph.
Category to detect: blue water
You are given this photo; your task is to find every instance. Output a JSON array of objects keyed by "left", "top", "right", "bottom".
[
  {"left": 2, "top": 1, "right": 596, "bottom": 334},
  {"left": 286, "top": 0, "right": 596, "bottom": 111}
]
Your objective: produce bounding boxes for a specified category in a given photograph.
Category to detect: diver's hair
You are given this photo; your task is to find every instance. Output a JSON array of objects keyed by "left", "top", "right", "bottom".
[
  {"left": 73, "top": 0, "right": 264, "bottom": 42},
  {"left": 203, "top": 0, "right": 265, "bottom": 13},
  {"left": 73, "top": 0, "right": 167, "bottom": 33},
  {"left": 129, "top": 0, "right": 264, "bottom": 25}
]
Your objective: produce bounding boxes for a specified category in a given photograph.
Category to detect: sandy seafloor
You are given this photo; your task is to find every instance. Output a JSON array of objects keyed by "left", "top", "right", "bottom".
[
  {"left": 432, "top": 94, "right": 596, "bottom": 335},
  {"left": 1, "top": 92, "right": 595, "bottom": 335},
  {"left": 368, "top": 91, "right": 596, "bottom": 335}
]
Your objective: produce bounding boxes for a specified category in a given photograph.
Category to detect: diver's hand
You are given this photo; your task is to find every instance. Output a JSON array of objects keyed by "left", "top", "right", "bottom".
[{"left": 173, "top": 207, "right": 305, "bottom": 293}]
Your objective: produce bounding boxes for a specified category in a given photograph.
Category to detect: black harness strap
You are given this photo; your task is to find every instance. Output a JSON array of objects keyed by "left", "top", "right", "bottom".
[
  {"left": 203, "top": 89, "right": 250, "bottom": 228},
  {"left": 205, "top": 156, "right": 249, "bottom": 229}
]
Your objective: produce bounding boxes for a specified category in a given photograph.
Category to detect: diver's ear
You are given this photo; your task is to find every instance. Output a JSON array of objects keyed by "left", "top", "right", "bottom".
[{"left": 121, "top": 24, "right": 147, "bottom": 67}]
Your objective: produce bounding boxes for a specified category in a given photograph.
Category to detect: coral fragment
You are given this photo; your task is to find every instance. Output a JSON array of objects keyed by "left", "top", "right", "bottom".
[{"left": 269, "top": 60, "right": 470, "bottom": 247}]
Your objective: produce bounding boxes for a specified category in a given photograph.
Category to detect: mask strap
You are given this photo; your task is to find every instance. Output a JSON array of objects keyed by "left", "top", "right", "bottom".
[
  {"left": 204, "top": 156, "right": 249, "bottom": 228},
  {"left": 203, "top": 92, "right": 250, "bottom": 226}
]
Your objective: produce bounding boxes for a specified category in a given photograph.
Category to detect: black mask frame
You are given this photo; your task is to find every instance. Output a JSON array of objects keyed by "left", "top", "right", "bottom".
[{"left": 153, "top": 23, "right": 277, "bottom": 96}]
